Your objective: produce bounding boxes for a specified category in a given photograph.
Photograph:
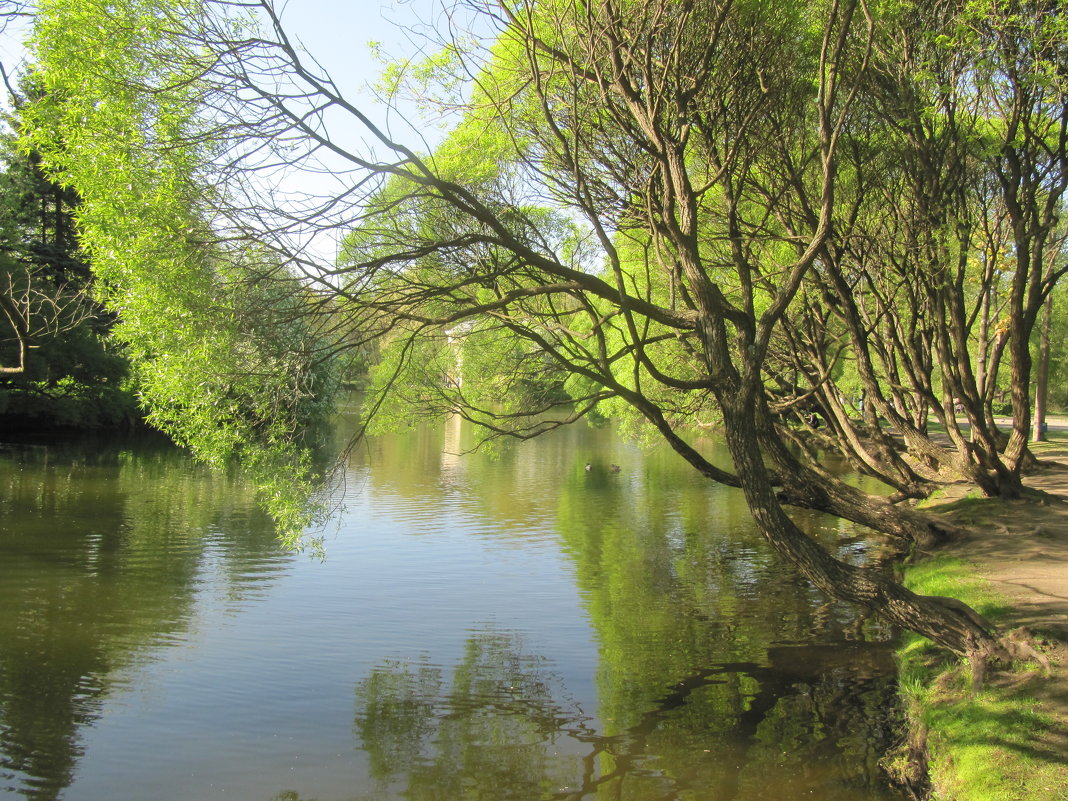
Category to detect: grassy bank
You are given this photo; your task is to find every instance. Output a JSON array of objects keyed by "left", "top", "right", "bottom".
[{"left": 892, "top": 555, "right": 1066, "bottom": 801}]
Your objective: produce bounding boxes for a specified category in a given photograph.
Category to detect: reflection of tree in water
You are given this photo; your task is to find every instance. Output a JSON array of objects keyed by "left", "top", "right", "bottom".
[
  {"left": 738, "top": 648, "right": 899, "bottom": 799},
  {"left": 354, "top": 629, "right": 901, "bottom": 801},
  {"left": 552, "top": 454, "right": 902, "bottom": 799},
  {"left": 0, "top": 436, "right": 288, "bottom": 800},
  {"left": 597, "top": 646, "right": 900, "bottom": 801},
  {"left": 346, "top": 423, "right": 903, "bottom": 800},
  {"left": 355, "top": 629, "right": 591, "bottom": 801}
]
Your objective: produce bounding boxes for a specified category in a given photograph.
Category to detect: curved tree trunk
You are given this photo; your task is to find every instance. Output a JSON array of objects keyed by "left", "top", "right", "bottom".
[
  {"left": 722, "top": 397, "right": 1001, "bottom": 657},
  {"left": 642, "top": 392, "right": 962, "bottom": 546},
  {"left": 754, "top": 401, "right": 962, "bottom": 546},
  {"left": 774, "top": 464, "right": 961, "bottom": 546},
  {"left": 643, "top": 392, "right": 966, "bottom": 547}
]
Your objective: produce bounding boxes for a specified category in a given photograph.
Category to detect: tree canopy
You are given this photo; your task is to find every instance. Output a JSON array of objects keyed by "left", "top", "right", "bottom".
[
  {"left": 20, "top": 0, "right": 1068, "bottom": 655},
  {"left": 0, "top": 87, "right": 138, "bottom": 428}
]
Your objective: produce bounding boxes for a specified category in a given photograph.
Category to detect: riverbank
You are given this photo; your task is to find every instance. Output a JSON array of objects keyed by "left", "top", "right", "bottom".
[{"left": 891, "top": 439, "right": 1068, "bottom": 800}]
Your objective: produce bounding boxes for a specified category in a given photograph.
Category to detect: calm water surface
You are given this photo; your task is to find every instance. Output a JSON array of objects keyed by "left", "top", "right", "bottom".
[{"left": 0, "top": 412, "right": 905, "bottom": 801}]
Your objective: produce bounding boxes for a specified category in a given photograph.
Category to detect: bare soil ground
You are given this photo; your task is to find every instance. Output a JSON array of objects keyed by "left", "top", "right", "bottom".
[{"left": 924, "top": 449, "right": 1068, "bottom": 763}]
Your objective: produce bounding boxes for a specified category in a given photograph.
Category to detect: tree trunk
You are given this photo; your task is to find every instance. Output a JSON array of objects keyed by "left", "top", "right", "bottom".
[
  {"left": 647, "top": 395, "right": 964, "bottom": 546},
  {"left": 1033, "top": 292, "right": 1053, "bottom": 443},
  {"left": 751, "top": 401, "right": 959, "bottom": 545},
  {"left": 721, "top": 397, "right": 1002, "bottom": 657},
  {"left": 767, "top": 437, "right": 962, "bottom": 546}
]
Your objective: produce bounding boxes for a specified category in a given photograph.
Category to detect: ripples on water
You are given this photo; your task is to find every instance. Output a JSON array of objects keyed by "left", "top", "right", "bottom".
[{"left": 0, "top": 421, "right": 904, "bottom": 800}]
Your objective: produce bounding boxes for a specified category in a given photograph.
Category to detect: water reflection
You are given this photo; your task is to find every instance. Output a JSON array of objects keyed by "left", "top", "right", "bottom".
[
  {"left": 0, "top": 433, "right": 289, "bottom": 800},
  {"left": 356, "top": 628, "right": 590, "bottom": 801},
  {"left": 0, "top": 419, "right": 904, "bottom": 800},
  {"left": 343, "top": 416, "right": 902, "bottom": 800},
  {"left": 354, "top": 629, "right": 898, "bottom": 801}
]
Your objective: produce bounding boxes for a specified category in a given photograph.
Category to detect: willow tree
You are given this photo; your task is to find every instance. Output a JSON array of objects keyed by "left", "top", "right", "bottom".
[
  {"left": 24, "top": 0, "right": 344, "bottom": 537},
  {"left": 767, "top": 0, "right": 1068, "bottom": 500},
  {"left": 26, "top": 0, "right": 1028, "bottom": 657}
]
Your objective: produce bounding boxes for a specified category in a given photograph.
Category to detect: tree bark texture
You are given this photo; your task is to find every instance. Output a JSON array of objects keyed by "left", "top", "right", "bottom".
[{"left": 720, "top": 395, "right": 1001, "bottom": 657}]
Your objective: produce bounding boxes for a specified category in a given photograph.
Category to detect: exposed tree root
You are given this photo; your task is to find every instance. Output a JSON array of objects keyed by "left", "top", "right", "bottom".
[
  {"left": 1003, "top": 627, "right": 1053, "bottom": 676},
  {"left": 965, "top": 626, "right": 1054, "bottom": 693}
]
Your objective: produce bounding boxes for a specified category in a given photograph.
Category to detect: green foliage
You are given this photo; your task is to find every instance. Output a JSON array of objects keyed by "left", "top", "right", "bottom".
[
  {"left": 24, "top": 0, "right": 343, "bottom": 545},
  {"left": 0, "top": 108, "right": 138, "bottom": 429},
  {"left": 363, "top": 317, "right": 572, "bottom": 448},
  {"left": 362, "top": 328, "right": 455, "bottom": 435},
  {"left": 371, "top": 36, "right": 472, "bottom": 123},
  {"left": 0, "top": 323, "right": 137, "bottom": 427},
  {"left": 1038, "top": 283, "right": 1068, "bottom": 412},
  {"left": 21, "top": 0, "right": 1068, "bottom": 553}
]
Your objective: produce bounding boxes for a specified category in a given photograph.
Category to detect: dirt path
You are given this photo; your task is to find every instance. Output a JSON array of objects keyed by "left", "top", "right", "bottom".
[
  {"left": 935, "top": 454, "right": 1068, "bottom": 636},
  {"left": 925, "top": 450, "right": 1068, "bottom": 750}
]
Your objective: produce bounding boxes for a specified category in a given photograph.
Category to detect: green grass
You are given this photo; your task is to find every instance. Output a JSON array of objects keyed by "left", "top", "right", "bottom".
[
  {"left": 916, "top": 489, "right": 987, "bottom": 512},
  {"left": 1029, "top": 433, "right": 1068, "bottom": 458},
  {"left": 895, "top": 557, "right": 1067, "bottom": 801}
]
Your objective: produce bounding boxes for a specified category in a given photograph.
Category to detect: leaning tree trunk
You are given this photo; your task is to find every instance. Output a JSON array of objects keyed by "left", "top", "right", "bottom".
[
  {"left": 646, "top": 393, "right": 967, "bottom": 547},
  {"left": 722, "top": 397, "right": 1001, "bottom": 657},
  {"left": 774, "top": 462, "right": 960, "bottom": 546},
  {"left": 753, "top": 403, "right": 962, "bottom": 546}
]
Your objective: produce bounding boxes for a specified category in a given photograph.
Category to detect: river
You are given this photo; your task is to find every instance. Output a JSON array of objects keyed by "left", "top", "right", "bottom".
[{"left": 0, "top": 409, "right": 906, "bottom": 800}]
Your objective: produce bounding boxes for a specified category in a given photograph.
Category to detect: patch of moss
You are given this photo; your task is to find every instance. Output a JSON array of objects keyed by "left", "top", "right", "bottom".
[
  {"left": 916, "top": 489, "right": 985, "bottom": 511},
  {"left": 896, "top": 557, "right": 1067, "bottom": 801}
]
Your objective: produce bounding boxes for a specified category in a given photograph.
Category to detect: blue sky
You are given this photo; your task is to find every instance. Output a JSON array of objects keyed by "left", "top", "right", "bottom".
[
  {"left": 0, "top": 0, "right": 473, "bottom": 261},
  {"left": 279, "top": 0, "right": 440, "bottom": 102}
]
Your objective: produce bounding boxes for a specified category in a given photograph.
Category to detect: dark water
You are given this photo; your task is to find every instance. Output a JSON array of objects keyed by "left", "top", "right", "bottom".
[{"left": 0, "top": 413, "right": 905, "bottom": 801}]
